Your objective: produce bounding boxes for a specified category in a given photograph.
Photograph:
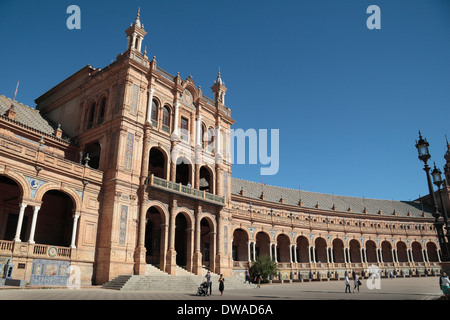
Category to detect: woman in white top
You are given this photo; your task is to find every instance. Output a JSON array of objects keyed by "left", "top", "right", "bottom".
[
  {"left": 440, "top": 272, "right": 450, "bottom": 300},
  {"left": 353, "top": 272, "right": 361, "bottom": 293}
]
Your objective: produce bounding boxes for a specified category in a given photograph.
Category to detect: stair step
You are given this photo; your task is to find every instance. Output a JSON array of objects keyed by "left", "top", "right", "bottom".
[{"left": 102, "top": 264, "right": 255, "bottom": 292}]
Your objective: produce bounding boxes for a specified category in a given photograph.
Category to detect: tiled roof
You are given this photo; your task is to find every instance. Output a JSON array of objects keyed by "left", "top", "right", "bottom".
[
  {"left": 231, "top": 177, "right": 433, "bottom": 219},
  {"left": 0, "top": 94, "right": 68, "bottom": 140}
]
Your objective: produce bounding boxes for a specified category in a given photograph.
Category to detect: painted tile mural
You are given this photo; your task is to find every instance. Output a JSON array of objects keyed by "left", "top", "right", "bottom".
[
  {"left": 124, "top": 132, "right": 134, "bottom": 170},
  {"left": 30, "top": 259, "right": 70, "bottom": 285},
  {"left": 119, "top": 205, "right": 128, "bottom": 245}
]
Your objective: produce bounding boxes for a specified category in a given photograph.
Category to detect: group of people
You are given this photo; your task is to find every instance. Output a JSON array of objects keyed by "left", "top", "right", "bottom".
[
  {"left": 344, "top": 271, "right": 361, "bottom": 293},
  {"left": 202, "top": 269, "right": 450, "bottom": 299},
  {"left": 202, "top": 271, "right": 225, "bottom": 296}
]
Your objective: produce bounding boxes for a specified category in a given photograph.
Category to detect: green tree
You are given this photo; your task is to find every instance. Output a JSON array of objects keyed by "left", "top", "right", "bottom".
[{"left": 249, "top": 255, "right": 278, "bottom": 282}]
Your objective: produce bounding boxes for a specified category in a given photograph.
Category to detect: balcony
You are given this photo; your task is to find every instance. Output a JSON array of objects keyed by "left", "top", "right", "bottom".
[
  {"left": 0, "top": 240, "right": 72, "bottom": 260},
  {"left": 148, "top": 175, "right": 225, "bottom": 206}
]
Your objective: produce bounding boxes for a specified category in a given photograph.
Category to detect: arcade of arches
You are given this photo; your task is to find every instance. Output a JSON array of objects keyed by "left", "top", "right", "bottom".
[
  {"left": 231, "top": 226, "right": 441, "bottom": 279},
  {"left": 0, "top": 176, "right": 80, "bottom": 248}
]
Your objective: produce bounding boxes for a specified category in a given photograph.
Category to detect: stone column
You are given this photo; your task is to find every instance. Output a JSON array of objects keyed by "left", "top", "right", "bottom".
[
  {"left": 269, "top": 243, "right": 273, "bottom": 261},
  {"left": 274, "top": 243, "right": 278, "bottom": 263},
  {"left": 28, "top": 206, "right": 40, "bottom": 244},
  {"left": 294, "top": 245, "right": 298, "bottom": 263},
  {"left": 135, "top": 123, "right": 151, "bottom": 275},
  {"left": 215, "top": 125, "right": 222, "bottom": 156},
  {"left": 424, "top": 249, "right": 430, "bottom": 263},
  {"left": 70, "top": 213, "right": 80, "bottom": 248},
  {"left": 196, "top": 115, "right": 202, "bottom": 147},
  {"left": 159, "top": 223, "right": 169, "bottom": 272},
  {"left": 214, "top": 210, "right": 230, "bottom": 276},
  {"left": 166, "top": 200, "right": 177, "bottom": 275},
  {"left": 171, "top": 102, "right": 180, "bottom": 140},
  {"left": 252, "top": 241, "right": 256, "bottom": 261},
  {"left": 13, "top": 203, "right": 27, "bottom": 242},
  {"left": 131, "top": 32, "right": 137, "bottom": 50},
  {"left": 247, "top": 241, "right": 251, "bottom": 263},
  {"left": 193, "top": 206, "right": 202, "bottom": 275},
  {"left": 186, "top": 227, "right": 194, "bottom": 273},
  {"left": 209, "top": 231, "right": 217, "bottom": 272}
]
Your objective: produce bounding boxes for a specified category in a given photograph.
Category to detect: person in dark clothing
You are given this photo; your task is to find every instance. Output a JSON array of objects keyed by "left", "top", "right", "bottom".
[{"left": 218, "top": 274, "right": 225, "bottom": 296}]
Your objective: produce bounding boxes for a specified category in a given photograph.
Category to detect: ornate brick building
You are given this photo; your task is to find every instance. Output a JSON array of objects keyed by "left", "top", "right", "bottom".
[{"left": 0, "top": 11, "right": 446, "bottom": 286}]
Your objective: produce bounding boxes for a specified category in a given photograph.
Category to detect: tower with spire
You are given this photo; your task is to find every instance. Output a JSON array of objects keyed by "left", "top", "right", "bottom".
[
  {"left": 211, "top": 67, "right": 227, "bottom": 106},
  {"left": 444, "top": 136, "right": 450, "bottom": 182},
  {"left": 125, "top": 7, "right": 147, "bottom": 53}
]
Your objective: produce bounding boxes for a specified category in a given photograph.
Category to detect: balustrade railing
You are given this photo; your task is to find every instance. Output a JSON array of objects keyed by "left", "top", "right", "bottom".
[{"left": 149, "top": 175, "right": 225, "bottom": 205}]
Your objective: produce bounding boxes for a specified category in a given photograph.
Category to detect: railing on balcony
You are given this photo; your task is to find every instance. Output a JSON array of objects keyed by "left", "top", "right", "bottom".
[
  {"left": 0, "top": 240, "right": 13, "bottom": 253},
  {"left": 0, "top": 241, "right": 72, "bottom": 260},
  {"left": 33, "top": 244, "right": 71, "bottom": 259},
  {"left": 149, "top": 175, "right": 225, "bottom": 206}
]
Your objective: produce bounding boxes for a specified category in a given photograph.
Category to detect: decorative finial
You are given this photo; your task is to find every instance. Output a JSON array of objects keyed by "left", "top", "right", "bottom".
[
  {"left": 215, "top": 66, "right": 223, "bottom": 84},
  {"left": 134, "top": 7, "right": 142, "bottom": 27}
]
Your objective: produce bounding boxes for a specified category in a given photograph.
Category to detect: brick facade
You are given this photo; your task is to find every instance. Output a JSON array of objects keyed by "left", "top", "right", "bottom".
[{"left": 0, "top": 11, "right": 446, "bottom": 286}]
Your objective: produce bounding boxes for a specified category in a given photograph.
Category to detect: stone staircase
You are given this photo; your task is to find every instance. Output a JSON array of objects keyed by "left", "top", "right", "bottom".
[{"left": 102, "top": 265, "right": 255, "bottom": 292}]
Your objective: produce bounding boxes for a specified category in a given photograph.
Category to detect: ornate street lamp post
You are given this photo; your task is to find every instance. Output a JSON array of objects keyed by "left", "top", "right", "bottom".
[
  {"left": 431, "top": 163, "right": 450, "bottom": 244},
  {"left": 415, "top": 132, "right": 449, "bottom": 262}
]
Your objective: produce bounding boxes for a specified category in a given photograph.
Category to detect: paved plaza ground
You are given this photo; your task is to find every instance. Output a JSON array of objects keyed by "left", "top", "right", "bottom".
[
  {"left": 0, "top": 276, "right": 443, "bottom": 300},
  {"left": 1, "top": 277, "right": 445, "bottom": 318}
]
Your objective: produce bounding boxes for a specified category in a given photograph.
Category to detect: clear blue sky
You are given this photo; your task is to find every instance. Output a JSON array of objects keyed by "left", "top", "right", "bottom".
[{"left": 1, "top": 0, "right": 450, "bottom": 201}]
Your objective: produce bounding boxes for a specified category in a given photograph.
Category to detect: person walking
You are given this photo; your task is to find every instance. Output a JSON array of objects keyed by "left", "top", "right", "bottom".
[
  {"left": 353, "top": 272, "right": 361, "bottom": 293},
  {"left": 244, "top": 270, "right": 250, "bottom": 284},
  {"left": 205, "top": 271, "right": 212, "bottom": 296},
  {"left": 218, "top": 274, "right": 225, "bottom": 296},
  {"left": 255, "top": 273, "right": 261, "bottom": 288},
  {"left": 344, "top": 272, "right": 351, "bottom": 293},
  {"left": 440, "top": 271, "right": 450, "bottom": 300}
]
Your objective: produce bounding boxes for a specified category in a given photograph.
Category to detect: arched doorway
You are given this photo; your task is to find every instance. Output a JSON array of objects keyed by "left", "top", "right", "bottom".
[
  {"left": 145, "top": 206, "right": 165, "bottom": 265},
  {"left": 0, "top": 176, "right": 23, "bottom": 241},
  {"left": 149, "top": 147, "right": 167, "bottom": 179},
  {"left": 255, "top": 232, "right": 271, "bottom": 259},
  {"left": 427, "top": 242, "right": 439, "bottom": 262},
  {"left": 412, "top": 241, "right": 423, "bottom": 262},
  {"left": 200, "top": 217, "right": 215, "bottom": 268},
  {"left": 381, "top": 241, "right": 393, "bottom": 263},
  {"left": 232, "top": 228, "right": 248, "bottom": 262},
  {"left": 199, "top": 166, "right": 213, "bottom": 192},
  {"left": 315, "top": 237, "right": 328, "bottom": 264},
  {"left": 349, "top": 239, "right": 361, "bottom": 263},
  {"left": 397, "top": 241, "right": 408, "bottom": 262},
  {"left": 176, "top": 157, "right": 192, "bottom": 186},
  {"left": 366, "top": 240, "right": 377, "bottom": 263},
  {"left": 175, "top": 213, "right": 190, "bottom": 267},
  {"left": 83, "top": 142, "right": 101, "bottom": 170},
  {"left": 277, "top": 234, "right": 291, "bottom": 262},
  {"left": 332, "top": 238, "right": 345, "bottom": 264},
  {"left": 37, "top": 190, "right": 74, "bottom": 247},
  {"left": 296, "top": 236, "right": 309, "bottom": 263}
]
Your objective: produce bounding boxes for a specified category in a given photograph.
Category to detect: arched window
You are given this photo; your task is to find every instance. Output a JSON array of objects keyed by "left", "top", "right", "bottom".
[
  {"left": 151, "top": 99, "right": 158, "bottom": 124},
  {"left": 207, "top": 127, "right": 215, "bottom": 152},
  {"left": 97, "top": 97, "right": 107, "bottom": 125},
  {"left": 87, "top": 102, "right": 96, "bottom": 129},
  {"left": 162, "top": 106, "right": 170, "bottom": 133},
  {"left": 180, "top": 117, "right": 188, "bottom": 141}
]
